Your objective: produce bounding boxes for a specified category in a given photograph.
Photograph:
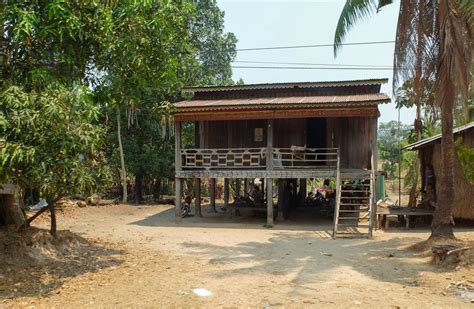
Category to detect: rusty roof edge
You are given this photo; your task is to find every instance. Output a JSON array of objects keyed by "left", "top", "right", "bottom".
[
  {"left": 173, "top": 100, "right": 388, "bottom": 113},
  {"left": 182, "top": 78, "right": 389, "bottom": 93},
  {"left": 174, "top": 94, "right": 391, "bottom": 108},
  {"left": 402, "top": 122, "right": 474, "bottom": 151}
]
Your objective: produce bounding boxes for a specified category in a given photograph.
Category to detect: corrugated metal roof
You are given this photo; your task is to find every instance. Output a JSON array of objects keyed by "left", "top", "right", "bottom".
[
  {"left": 182, "top": 78, "right": 389, "bottom": 93},
  {"left": 403, "top": 122, "right": 474, "bottom": 151},
  {"left": 174, "top": 93, "right": 390, "bottom": 111}
]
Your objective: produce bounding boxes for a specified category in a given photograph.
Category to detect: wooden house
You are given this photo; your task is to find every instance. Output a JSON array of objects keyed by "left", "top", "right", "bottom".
[
  {"left": 403, "top": 122, "right": 474, "bottom": 221},
  {"left": 173, "top": 79, "right": 391, "bottom": 237}
]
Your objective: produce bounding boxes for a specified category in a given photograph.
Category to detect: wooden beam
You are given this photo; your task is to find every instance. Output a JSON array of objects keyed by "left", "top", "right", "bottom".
[
  {"left": 195, "top": 178, "right": 202, "bottom": 217},
  {"left": 267, "top": 178, "right": 273, "bottom": 226},
  {"left": 175, "top": 177, "right": 182, "bottom": 221}
]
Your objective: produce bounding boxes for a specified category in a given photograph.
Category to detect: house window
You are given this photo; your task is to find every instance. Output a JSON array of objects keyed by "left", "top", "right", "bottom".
[{"left": 254, "top": 128, "right": 263, "bottom": 142}]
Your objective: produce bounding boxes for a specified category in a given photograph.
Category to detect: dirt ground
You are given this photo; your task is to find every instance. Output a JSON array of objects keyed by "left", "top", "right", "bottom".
[{"left": 1, "top": 203, "right": 473, "bottom": 308}]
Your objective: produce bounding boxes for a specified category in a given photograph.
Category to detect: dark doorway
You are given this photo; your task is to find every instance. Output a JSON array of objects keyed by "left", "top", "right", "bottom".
[{"left": 306, "top": 118, "right": 326, "bottom": 148}]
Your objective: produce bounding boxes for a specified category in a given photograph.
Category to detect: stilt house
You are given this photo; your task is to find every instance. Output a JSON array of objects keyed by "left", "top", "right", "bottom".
[{"left": 173, "top": 79, "right": 390, "bottom": 238}]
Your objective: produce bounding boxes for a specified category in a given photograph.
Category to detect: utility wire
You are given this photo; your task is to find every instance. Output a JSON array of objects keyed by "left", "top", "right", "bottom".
[
  {"left": 231, "top": 65, "right": 395, "bottom": 71},
  {"left": 236, "top": 40, "right": 395, "bottom": 52},
  {"left": 233, "top": 60, "right": 393, "bottom": 68}
]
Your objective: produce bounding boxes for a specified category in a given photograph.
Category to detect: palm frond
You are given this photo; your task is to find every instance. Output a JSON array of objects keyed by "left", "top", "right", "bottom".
[{"left": 333, "top": 0, "right": 382, "bottom": 56}]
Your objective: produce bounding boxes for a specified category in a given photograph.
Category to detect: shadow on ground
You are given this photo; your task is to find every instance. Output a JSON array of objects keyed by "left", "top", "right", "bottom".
[
  {"left": 181, "top": 233, "right": 437, "bottom": 288},
  {"left": 0, "top": 228, "right": 125, "bottom": 300},
  {"left": 130, "top": 203, "right": 334, "bottom": 234}
]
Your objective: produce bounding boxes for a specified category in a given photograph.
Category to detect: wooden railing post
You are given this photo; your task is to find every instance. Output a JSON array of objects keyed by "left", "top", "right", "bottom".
[
  {"left": 267, "top": 119, "right": 273, "bottom": 170},
  {"left": 175, "top": 121, "right": 181, "bottom": 171}
]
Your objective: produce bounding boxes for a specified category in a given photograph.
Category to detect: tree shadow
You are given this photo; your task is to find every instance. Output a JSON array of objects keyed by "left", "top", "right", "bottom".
[
  {"left": 181, "top": 233, "right": 440, "bottom": 289},
  {"left": 130, "top": 203, "right": 334, "bottom": 233},
  {"left": 0, "top": 228, "right": 125, "bottom": 300}
]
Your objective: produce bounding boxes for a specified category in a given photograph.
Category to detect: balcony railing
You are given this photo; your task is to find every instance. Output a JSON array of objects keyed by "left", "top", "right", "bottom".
[
  {"left": 273, "top": 147, "right": 339, "bottom": 169},
  {"left": 180, "top": 147, "right": 339, "bottom": 170},
  {"left": 181, "top": 148, "right": 265, "bottom": 169}
]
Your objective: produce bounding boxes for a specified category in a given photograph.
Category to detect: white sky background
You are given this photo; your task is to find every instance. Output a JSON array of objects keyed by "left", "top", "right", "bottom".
[{"left": 217, "top": 0, "right": 416, "bottom": 124}]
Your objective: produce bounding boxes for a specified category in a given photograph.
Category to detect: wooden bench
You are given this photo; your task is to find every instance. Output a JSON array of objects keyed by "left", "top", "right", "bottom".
[{"left": 376, "top": 207, "right": 434, "bottom": 229}]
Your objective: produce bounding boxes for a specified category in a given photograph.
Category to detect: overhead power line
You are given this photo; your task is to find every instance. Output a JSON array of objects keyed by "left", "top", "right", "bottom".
[
  {"left": 233, "top": 60, "right": 393, "bottom": 68},
  {"left": 236, "top": 41, "right": 395, "bottom": 52},
  {"left": 231, "top": 65, "right": 395, "bottom": 71}
]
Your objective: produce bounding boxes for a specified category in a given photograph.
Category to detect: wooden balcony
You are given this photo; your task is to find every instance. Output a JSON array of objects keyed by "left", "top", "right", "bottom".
[{"left": 176, "top": 147, "right": 340, "bottom": 179}]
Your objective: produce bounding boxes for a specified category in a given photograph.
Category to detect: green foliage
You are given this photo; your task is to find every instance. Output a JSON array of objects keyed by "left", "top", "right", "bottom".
[
  {"left": 455, "top": 138, "right": 474, "bottom": 184},
  {"left": 1, "top": 0, "right": 108, "bottom": 88},
  {"left": 333, "top": 0, "right": 393, "bottom": 55},
  {"left": 0, "top": 85, "right": 111, "bottom": 201},
  {"left": 186, "top": 0, "right": 237, "bottom": 85},
  {"left": 378, "top": 121, "right": 412, "bottom": 178}
]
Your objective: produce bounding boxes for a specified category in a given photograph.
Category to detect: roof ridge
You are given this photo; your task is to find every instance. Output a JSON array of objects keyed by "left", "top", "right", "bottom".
[{"left": 183, "top": 78, "right": 389, "bottom": 92}]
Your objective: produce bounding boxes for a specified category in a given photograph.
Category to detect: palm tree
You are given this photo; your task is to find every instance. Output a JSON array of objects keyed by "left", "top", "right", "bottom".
[{"left": 334, "top": 0, "right": 472, "bottom": 238}]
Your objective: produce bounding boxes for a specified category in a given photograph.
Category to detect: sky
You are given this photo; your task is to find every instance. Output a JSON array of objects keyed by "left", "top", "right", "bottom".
[{"left": 217, "top": 0, "right": 415, "bottom": 124}]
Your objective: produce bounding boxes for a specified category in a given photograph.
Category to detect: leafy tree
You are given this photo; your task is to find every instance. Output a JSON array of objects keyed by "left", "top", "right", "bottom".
[
  {"left": 334, "top": 0, "right": 473, "bottom": 239},
  {"left": 98, "top": 0, "right": 238, "bottom": 202},
  {"left": 186, "top": 0, "right": 237, "bottom": 86},
  {"left": 1, "top": 0, "right": 108, "bottom": 88},
  {"left": 378, "top": 121, "right": 412, "bottom": 178},
  {"left": 0, "top": 85, "right": 111, "bottom": 235},
  {"left": 94, "top": 0, "right": 194, "bottom": 203}
]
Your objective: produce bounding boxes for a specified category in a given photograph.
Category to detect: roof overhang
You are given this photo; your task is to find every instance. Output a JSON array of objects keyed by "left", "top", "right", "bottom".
[
  {"left": 403, "top": 122, "right": 474, "bottom": 151},
  {"left": 174, "top": 94, "right": 389, "bottom": 121}
]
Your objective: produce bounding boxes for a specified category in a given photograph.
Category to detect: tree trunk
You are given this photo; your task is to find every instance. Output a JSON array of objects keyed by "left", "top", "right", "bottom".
[
  {"left": 116, "top": 108, "right": 128, "bottom": 203},
  {"left": 0, "top": 193, "right": 25, "bottom": 227},
  {"left": 153, "top": 178, "right": 162, "bottom": 199},
  {"left": 50, "top": 202, "right": 57, "bottom": 238},
  {"left": 135, "top": 172, "right": 143, "bottom": 204},
  {"left": 430, "top": 86, "right": 455, "bottom": 238}
]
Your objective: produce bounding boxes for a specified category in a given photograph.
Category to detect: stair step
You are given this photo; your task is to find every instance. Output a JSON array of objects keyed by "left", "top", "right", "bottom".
[
  {"left": 337, "top": 224, "right": 370, "bottom": 227},
  {"left": 338, "top": 210, "right": 370, "bottom": 213},
  {"left": 339, "top": 203, "right": 369, "bottom": 206},
  {"left": 340, "top": 196, "right": 369, "bottom": 199},
  {"left": 340, "top": 190, "right": 369, "bottom": 193}
]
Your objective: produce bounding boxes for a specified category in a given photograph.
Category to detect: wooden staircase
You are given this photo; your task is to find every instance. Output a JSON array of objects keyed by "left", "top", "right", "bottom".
[{"left": 333, "top": 170, "right": 375, "bottom": 239}]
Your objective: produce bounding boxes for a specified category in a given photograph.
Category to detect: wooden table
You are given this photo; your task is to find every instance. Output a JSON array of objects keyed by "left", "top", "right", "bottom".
[{"left": 376, "top": 207, "right": 434, "bottom": 229}]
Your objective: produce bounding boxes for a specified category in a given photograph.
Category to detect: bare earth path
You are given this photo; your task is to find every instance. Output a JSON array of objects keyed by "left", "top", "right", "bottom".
[{"left": 2, "top": 204, "right": 473, "bottom": 308}]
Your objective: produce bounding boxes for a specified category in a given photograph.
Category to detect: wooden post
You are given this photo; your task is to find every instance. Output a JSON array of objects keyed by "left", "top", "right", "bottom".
[
  {"left": 195, "top": 178, "right": 202, "bottom": 217},
  {"left": 224, "top": 178, "right": 229, "bottom": 209},
  {"left": 175, "top": 121, "right": 182, "bottom": 171},
  {"left": 244, "top": 178, "right": 249, "bottom": 196},
  {"left": 210, "top": 178, "right": 216, "bottom": 212},
  {"left": 175, "top": 177, "right": 182, "bottom": 220},
  {"left": 369, "top": 117, "right": 378, "bottom": 238},
  {"left": 267, "top": 178, "right": 273, "bottom": 226},
  {"left": 235, "top": 179, "right": 241, "bottom": 197},
  {"left": 267, "top": 119, "right": 274, "bottom": 170},
  {"left": 332, "top": 148, "right": 341, "bottom": 238},
  {"left": 175, "top": 121, "right": 182, "bottom": 221},
  {"left": 299, "top": 178, "right": 307, "bottom": 205}
]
